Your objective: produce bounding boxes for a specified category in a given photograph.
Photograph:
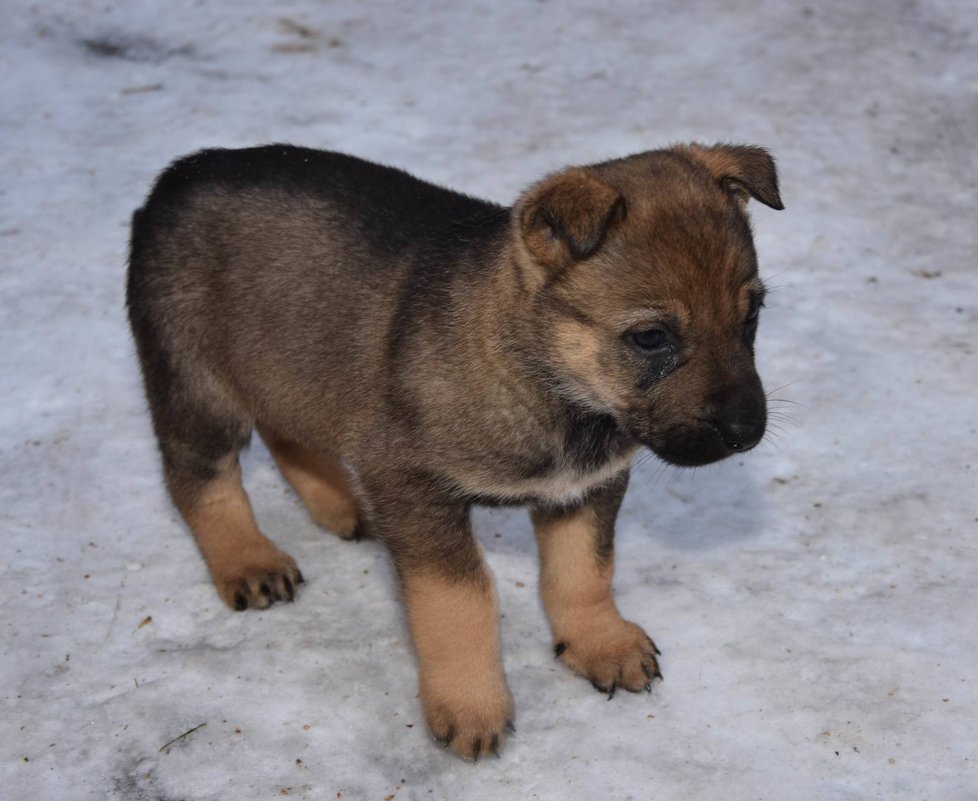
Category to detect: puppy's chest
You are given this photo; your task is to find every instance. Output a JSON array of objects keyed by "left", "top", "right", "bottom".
[
  {"left": 452, "top": 425, "right": 638, "bottom": 506},
  {"left": 499, "top": 450, "right": 637, "bottom": 505}
]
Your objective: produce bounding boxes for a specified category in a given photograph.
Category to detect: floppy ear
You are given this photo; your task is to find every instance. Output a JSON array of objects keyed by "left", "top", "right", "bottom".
[
  {"left": 517, "top": 168, "right": 626, "bottom": 271},
  {"left": 678, "top": 143, "right": 784, "bottom": 210}
]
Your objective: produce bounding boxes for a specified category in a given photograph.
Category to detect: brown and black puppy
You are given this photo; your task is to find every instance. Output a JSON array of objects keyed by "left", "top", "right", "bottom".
[{"left": 127, "top": 142, "right": 782, "bottom": 760}]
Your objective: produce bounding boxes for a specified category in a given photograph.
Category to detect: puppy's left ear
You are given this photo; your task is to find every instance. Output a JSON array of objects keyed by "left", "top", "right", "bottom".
[
  {"left": 678, "top": 143, "right": 785, "bottom": 210},
  {"left": 516, "top": 168, "right": 626, "bottom": 273}
]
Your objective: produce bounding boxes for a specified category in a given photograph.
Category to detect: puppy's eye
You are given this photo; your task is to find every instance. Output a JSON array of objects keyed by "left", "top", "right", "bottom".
[
  {"left": 629, "top": 328, "right": 670, "bottom": 352},
  {"left": 745, "top": 299, "right": 764, "bottom": 324}
]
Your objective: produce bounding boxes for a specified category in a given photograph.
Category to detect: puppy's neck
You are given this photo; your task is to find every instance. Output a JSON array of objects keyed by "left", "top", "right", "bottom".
[{"left": 459, "top": 242, "right": 637, "bottom": 476}]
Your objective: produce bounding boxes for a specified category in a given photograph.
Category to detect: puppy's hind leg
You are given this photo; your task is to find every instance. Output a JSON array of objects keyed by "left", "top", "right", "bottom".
[
  {"left": 136, "top": 360, "right": 302, "bottom": 610},
  {"left": 259, "top": 429, "right": 362, "bottom": 540},
  {"left": 177, "top": 448, "right": 303, "bottom": 610}
]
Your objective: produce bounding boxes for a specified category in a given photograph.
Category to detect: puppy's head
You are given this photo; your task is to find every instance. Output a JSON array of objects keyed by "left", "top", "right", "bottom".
[{"left": 514, "top": 143, "right": 783, "bottom": 467}]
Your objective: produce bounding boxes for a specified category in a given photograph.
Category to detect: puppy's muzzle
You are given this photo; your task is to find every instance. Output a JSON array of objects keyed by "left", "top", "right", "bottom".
[{"left": 643, "top": 382, "right": 767, "bottom": 467}]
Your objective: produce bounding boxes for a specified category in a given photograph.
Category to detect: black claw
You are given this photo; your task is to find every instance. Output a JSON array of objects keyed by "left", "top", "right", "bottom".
[
  {"left": 642, "top": 662, "right": 654, "bottom": 680},
  {"left": 644, "top": 683, "right": 652, "bottom": 693},
  {"left": 607, "top": 682, "right": 617, "bottom": 700},
  {"left": 351, "top": 523, "right": 364, "bottom": 542},
  {"left": 505, "top": 720, "right": 516, "bottom": 734},
  {"left": 440, "top": 726, "right": 456, "bottom": 749},
  {"left": 283, "top": 576, "right": 294, "bottom": 601},
  {"left": 647, "top": 636, "right": 662, "bottom": 656},
  {"left": 654, "top": 667, "right": 664, "bottom": 681},
  {"left": 233, "top": 592, "right": 248, "bottom": 611},
  {"left": 260, "top": 582, "right": 272, "bottom": 599},
  {"left": 295, "top": 570, "right": 305, "bottom": 585},
  {"left": 554, "top": 641, "right": 567, "bottom": 658},
  {"left": 490, "top": 733, "right": 499, "bottom": 758},
  {"left": 472, "top": 738, "right": 482, "bottom": 762}
]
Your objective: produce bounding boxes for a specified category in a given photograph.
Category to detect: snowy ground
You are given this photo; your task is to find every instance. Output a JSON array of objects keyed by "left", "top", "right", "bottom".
[{"left": 2, "top": 1, "right": 976, "bottom": 799}]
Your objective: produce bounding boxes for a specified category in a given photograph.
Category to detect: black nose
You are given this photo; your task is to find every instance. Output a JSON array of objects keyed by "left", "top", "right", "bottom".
[{"left": 712, "top": 417, "right": 765, "bottom": 451}]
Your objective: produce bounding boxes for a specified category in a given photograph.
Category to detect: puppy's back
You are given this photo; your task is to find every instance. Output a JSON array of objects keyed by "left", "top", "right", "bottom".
[
  {"left": 126, "top": 146, "right": 510, "bottom": 451},
  {"left": 132, "top": 146, "right": 506, "bottom": 261}
]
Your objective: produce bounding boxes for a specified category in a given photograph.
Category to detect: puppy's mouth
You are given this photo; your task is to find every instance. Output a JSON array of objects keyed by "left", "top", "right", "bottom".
[{"left": 639, "top": 417, "right": 766, "bottom": 468}]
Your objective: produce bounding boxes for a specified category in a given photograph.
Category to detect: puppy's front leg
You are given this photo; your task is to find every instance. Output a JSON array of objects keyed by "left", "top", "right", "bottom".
[
  {"left": 531, "top": 470, "right": 662, "bottom": 696},
  {"left": 376, "top": 490, "right": 514, "bottom": 760}
]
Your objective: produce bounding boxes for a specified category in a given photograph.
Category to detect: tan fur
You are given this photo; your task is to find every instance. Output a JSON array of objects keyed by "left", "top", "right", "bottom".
[
  {"left": 184, "top": 458, "right": 302, "bottom": 609},
  {"left": 260, "top": 429, "right": 361, "bottom": 538},
  {"left": 552, "top": 319, "right": 632, "bottom": 413},
  {"left": 402, "top": 568, "right": 513, "bottom": 760},
  {"left": 533, "top": 502, "right": 660, "bottom": 693}
]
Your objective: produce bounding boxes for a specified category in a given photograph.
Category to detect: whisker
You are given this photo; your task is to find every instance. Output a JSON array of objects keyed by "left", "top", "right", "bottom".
[
  {"left": 634, "top": 450, "right": 674, "bottom": 492},
  {"left": 666, "top": 464, "right": 693, "bottom": 487},
  {"left": 766, "top": 427, "right": 791, "bottom": 446},
  {"left": 650, "top": 466, "right": 672, "bottom": 492},
  {"left": 763, "top": 268, "right": 792, "bottom": 284},
  {"left": 767, "top": 398, "right": 806, "bottom": 410},
  {"left": 764, "top": 426, "right": 792, "bottom": 444},
  {"left": 634, "top": 449, "right": 656, "bottom": 470},
  {"left": 766, "top": 380, "right": 804, "bottom": 397},
  {"left": 758, "top": 435, "right": 786, "bottom": 454},
  {"left": 645, "top": 454, "right": 668, "bottom": 476}
]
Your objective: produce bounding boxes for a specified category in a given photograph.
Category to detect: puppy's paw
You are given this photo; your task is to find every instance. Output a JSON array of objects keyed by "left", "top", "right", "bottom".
[
  {"left": 422, "top": 677, "right": 515, "bottom": 761},
  {"left": 554, "top": 619, "right": 662, "bottom": 697},
  {"left": 211, "top": 546, "right": 304, "bottom": 611}
]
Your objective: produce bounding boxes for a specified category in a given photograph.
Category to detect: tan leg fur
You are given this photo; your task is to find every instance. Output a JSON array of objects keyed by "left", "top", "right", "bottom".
[
  {"left": 402, "top": 569, "right": 514, "bottom": 760},
  {"left": 533, "top": 504, "right": 661, "bottom": 695},
  {"left": 184, "top": 458, "right": 303, "bottom": 610},
  {"left": 260, "top": 430, "right": 361, "bottom": 539}
]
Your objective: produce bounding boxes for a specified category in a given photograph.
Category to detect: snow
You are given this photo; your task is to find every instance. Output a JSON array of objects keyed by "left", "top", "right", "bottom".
[{"left": 2, "top": 1, "right": 976, "bottom": 799}]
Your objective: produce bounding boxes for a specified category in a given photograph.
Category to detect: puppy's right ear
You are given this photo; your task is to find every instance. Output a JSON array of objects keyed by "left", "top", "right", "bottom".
[
  {"left": 677, "top": 143, "right": 785, "bottom": 211},
  {"left": 516, "top": 168, "right": 626, "bottom": 273}
]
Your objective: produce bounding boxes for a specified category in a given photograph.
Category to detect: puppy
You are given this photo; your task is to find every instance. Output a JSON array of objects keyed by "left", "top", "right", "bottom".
[{"left": 127, "top": 142, "right": 783, "bottom": 759}]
